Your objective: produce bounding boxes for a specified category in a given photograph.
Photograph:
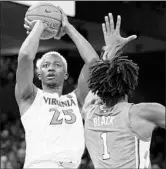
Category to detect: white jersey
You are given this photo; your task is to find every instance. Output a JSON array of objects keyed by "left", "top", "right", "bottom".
[{"left": 21, "top": 88, "right": 85, "bottom": 168}]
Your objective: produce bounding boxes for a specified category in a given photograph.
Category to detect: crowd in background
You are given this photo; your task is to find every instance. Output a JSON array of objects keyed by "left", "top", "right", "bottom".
[{"left": 0, "top": 56, "right": 165, "bottom": 169}]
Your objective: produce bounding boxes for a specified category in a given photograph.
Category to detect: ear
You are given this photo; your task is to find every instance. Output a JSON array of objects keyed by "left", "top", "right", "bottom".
[
  {"left": 64, "top": 73, "right": 69, "bottom": 80},
  {"left": 37, "top": 71, "right": 41, "bottom": 80}
]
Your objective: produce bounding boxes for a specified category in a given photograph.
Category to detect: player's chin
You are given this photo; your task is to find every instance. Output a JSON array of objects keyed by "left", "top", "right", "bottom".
[{"left": 46, "top": 80, "right": 57, "bottom": 85}]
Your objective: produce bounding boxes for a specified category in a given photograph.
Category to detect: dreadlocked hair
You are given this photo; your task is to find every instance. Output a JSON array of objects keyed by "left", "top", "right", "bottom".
[{"left": 88, "top": 55, "right": 139, "bottom": 106}]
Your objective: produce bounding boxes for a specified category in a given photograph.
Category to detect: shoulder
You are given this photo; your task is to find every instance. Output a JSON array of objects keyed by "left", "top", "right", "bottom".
[
  {"left": 82, "top": 91, "right": 101, "bottom": 119},
  {"left": 130, "top": 102, "right": 165, "bottom": 123},
  {"left": 131, "top": 102, "right": 164, "bottom": 116}
]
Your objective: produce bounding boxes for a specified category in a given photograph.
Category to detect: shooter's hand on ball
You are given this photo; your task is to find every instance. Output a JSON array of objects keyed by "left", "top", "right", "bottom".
[
  {"left": 57, "top": 6, "right": 70, "bottom": 30},
  {"left": 54, "top": 6, "right": 68, "bottom": 39},
  {"left": 24, "top": 18, "right": 47, "bottom": 35},
  {"left": 102, "top": 13, "right": 137, "bottom": 61}
]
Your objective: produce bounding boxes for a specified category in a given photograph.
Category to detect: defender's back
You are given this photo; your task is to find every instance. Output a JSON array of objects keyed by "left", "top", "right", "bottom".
[{"left": 83, "top": 92, "right": 151, "bottom": 168}]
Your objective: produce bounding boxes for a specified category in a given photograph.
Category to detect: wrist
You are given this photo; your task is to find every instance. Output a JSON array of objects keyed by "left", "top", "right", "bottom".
[
  {"left": 102, "top": 44, "right": 116, "bottom": 55},
  {"left": 33, "top": 21, "right": 45, "bottom": 33},
  {"left": 64, "top": 23, "right": 74, "bottom": 35},
  {"left": 102, "top": 44, "right": 120, "bottom": 61},
  {"left": 38, "top": 21, "right": 46, "bottom": 31},
  {"left": 103, "top": 43, "right": 117, "bottom": 50}
]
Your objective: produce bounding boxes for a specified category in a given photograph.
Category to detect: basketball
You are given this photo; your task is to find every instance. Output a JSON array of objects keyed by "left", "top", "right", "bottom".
[{"left": 25, "top": 2, "right": 62, "bottom": 40}]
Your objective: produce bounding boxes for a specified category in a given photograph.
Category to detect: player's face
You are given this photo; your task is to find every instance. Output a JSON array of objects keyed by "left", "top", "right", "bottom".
[{"left": 39, "top": 54, "right": 67, "bottom": 87}]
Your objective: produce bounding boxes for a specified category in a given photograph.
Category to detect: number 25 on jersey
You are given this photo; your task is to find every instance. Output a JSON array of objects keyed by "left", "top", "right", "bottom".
[{"left": 49, "top": 108, "right": 76, "bottom": 125}]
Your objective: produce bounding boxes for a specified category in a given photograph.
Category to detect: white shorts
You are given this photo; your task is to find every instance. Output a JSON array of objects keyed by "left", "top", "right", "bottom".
[
  {"left": 26, "top": 161, "right": 64, "bottom": 168},
  {"left": 25, "top": 160, "right": 78, "bottom": 168}
]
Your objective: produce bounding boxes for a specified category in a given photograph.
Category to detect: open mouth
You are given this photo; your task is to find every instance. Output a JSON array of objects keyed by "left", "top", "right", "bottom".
[{"left": 47, "top": 74, "right": 56, "bottom": 79}]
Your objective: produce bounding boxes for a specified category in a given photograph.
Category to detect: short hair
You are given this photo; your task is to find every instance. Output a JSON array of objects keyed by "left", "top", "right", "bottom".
[
  {"left": 36, "top": 51, "right": 68, "bottom": 72},
  {"left": 88, "top": 55, "right": 139, "bottom": 106}
]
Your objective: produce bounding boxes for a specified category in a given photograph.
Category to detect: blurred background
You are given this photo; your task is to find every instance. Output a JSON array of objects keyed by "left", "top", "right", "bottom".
[{"left": 0, "top": 1, "right": 165, "bottom": 169}]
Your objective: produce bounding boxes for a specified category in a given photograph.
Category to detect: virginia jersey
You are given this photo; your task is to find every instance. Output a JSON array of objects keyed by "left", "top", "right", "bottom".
[
  {"left": 83, "top": 91, "right": 151, "bottom": 169},
  {"left": 21, "top": 88, "right": 85, "bottom": 168}
]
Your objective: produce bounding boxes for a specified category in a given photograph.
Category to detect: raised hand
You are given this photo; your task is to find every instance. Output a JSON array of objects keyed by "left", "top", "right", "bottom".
[
  {"left": 53, "top": 6, "right": 68, "bottom": 40},
  {"left": 24, "top": 18, "right": 47, "bottom": 35},
  {"left": 102, "top": 13, "right": 137, "bottom": 61}
]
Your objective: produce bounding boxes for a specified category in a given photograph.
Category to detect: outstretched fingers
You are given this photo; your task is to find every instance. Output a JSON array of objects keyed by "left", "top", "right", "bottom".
[
  {"left": 115, "top": 15, "right": 121, "bottom": 34},
  {"left": 105, "top": 16, "right": 110, "bottom": 34},
  {"left": 102, "top": 23, "right": 107, "bottom": 42},
  {"left": 104, "top": 13, "right": 120, "bottom": 34},
  {"left": 108, "top": 13, "right": 114, "bottom": 33},
  {"left": 125, "top": 35, "right": 137, "bottom": 43}
]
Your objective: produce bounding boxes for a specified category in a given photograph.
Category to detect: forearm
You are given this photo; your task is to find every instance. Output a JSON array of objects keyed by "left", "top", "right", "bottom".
[
  {"left": 65, "top": 24, "right": 99, "bottom": 63},
  {"left": 19, "top": 21, "right": 44, "bottom": 61}
]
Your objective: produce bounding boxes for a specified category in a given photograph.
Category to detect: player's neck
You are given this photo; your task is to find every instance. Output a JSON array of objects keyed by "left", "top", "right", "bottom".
[
  {"left": 105, "top": 95, "right": 128, "bottom": 107},
  {"left": 124, "top": 94, "right": 128, "bottom": 101},
  {"left": 42, "top": 84, "right": 63, "bottom": 96}
]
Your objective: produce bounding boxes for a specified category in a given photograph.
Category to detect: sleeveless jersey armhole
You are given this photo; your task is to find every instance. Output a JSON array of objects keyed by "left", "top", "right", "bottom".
[
  {"left": 70, "top": 91, "right": 79, "bottom": 106},
  {"left": 66, "top": 91, "right": 82, "bottom": 114},
  {"left": 82, "top": 91, "right": 100, "bottom": 120},
  {"left": 21, "top": 88, "right": 41, "bottom": 121},
  {"left": 124, "top": 103, "right": 151, "bottom": 142}
]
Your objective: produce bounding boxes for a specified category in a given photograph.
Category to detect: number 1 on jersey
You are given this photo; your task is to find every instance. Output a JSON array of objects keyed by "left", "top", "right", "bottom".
[{"left": 101, "top": 132, "right": 110, "bottom": 160}]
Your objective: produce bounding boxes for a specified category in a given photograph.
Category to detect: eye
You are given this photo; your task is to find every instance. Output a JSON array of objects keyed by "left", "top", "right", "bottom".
[
  {"left": 43, "top": 63, "right": 48, "bottom": 68},
  {"left": 56, "top": 63, "right": 61, "bottom": 67}
]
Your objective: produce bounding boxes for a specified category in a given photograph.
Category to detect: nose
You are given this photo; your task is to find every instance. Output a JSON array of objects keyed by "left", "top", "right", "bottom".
[
  {"left": 48, "top": 65, "right": 55, "bottom": 72},
  {"left": 48, "top": 68, "right": 55, "bottom": 72}
]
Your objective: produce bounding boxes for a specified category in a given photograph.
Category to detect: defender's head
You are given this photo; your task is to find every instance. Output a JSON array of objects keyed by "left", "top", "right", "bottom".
[
  {"left": 36, "top": 51, "right": 68, "bottom": 88},
  {"left": 88, "top": 55, "right": 139, "bottom": 106}
]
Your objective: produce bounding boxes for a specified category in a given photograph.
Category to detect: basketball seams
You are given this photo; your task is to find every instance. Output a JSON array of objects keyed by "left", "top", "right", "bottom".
[{"left": 26, "top": 15, "right": 61, "bottom": 22}]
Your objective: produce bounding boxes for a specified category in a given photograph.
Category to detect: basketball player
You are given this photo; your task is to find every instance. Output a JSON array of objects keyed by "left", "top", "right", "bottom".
[
  {"left": 17, "top": 4, "right": 137, "bottom": 168},
  {"left": 15, "top": 6, "right": 101, "bottom": 168},
  {"left": 82, "top": 13, "right": 165, "bottom": 169}
]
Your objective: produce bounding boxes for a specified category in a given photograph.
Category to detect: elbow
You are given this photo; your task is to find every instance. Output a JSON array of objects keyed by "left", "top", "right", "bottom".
[
  {"left": 19, "top": 51, "right": 28, "bottom": 57},
  {"left": 18, "top": 51, "right": 32, "bottom": 62},
  {"left": 86, "top": 57, "right": 99, "bottom": 64}
]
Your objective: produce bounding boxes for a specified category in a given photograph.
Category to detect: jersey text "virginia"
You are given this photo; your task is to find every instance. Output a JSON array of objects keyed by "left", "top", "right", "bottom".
[{"left": 43, "top": 96, "right": 76, "bottom": 107}]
